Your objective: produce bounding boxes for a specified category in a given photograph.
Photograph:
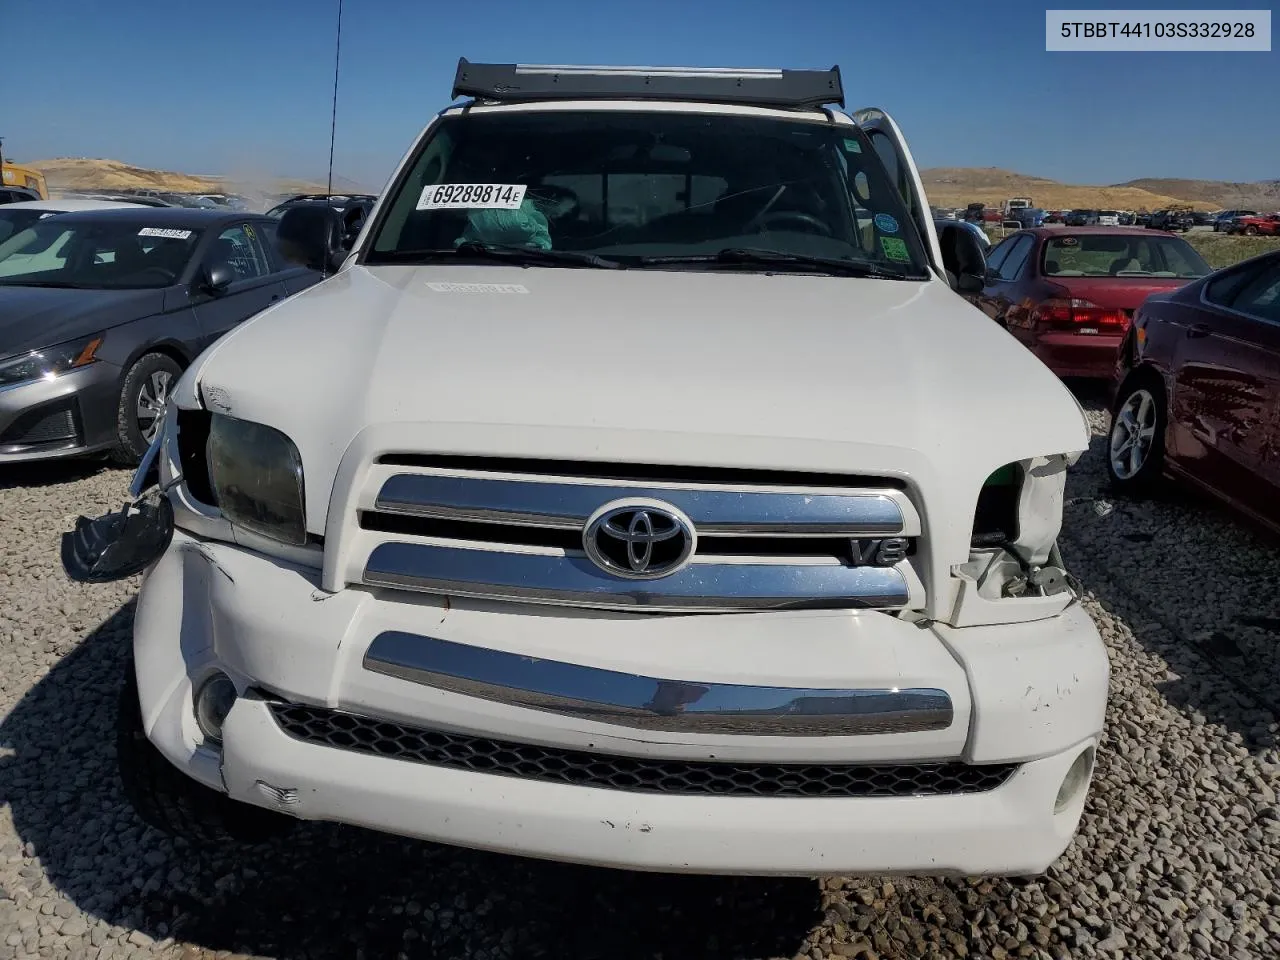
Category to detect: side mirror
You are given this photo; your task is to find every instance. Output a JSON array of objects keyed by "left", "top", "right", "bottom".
[
  {"left": 938, "top": 223, "right": 988, "bottom": 294},
  {"left": 277, "top": 205, "right": 345, "bottom": 272},
  {"left": 202, "top": 260, "right": 235, "bottom": 294}
]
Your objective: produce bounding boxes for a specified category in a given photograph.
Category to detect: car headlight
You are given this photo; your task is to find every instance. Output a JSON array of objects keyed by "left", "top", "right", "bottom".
[
  {"left": 207, "top": 413, "right": 306, "bottom": 545},
  {"left": 0, "top": 334, "right": 103, "bottom": 388}
]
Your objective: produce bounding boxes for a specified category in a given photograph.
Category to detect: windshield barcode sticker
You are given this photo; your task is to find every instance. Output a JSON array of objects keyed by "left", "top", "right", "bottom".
[
  {"left": 138, "top": 227, "right": 192, "bottom": 239},
  {"left": 417, "top": 184, "right": 527, "bottom": 211}
]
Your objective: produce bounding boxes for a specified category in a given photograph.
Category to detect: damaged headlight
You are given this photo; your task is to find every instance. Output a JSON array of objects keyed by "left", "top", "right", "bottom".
[
  {"left": 207, "top": 414, "right": 306, "bottom": 545},
  {"left": 960, "top": 455, "right": 1076, "bottom": 602}
]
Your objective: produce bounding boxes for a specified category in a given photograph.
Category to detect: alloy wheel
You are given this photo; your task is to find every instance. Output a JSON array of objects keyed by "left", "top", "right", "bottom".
[
  {"left": 1109, "top": 388, "right": 1158, "bottom": 480},
  {"left": 136, "top": 370, "right": 172, "bottom": 444}
]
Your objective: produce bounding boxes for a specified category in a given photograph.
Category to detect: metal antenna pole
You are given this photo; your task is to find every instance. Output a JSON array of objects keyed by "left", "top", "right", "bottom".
[{"left": 326, "top": 0, "right": 344, "bottom": 199}]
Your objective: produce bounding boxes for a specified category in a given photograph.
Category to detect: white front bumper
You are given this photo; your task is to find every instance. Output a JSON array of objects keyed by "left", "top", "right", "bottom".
[{"left": 131, "top": 530, "right": 1109, "bottom": 877}]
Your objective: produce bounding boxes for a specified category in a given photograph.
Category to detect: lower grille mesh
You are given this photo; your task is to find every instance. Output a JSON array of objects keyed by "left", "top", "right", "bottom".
[{"left": 267, "top": 702, "right": 1018, "bottom": 798}]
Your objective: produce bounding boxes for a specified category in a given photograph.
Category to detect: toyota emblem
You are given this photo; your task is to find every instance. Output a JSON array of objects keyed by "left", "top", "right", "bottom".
[{"left": 583, "top": 499, "right": 696, "bottom": 580}]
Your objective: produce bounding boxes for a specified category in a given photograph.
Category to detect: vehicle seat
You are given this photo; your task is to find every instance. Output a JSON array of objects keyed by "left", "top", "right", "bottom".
[
  {"left": 1045, "top": 259, "right": 1060, "bottom": 274},
  {"left": 1109, "top": 257, "right": 1142, "bottom": 274}
]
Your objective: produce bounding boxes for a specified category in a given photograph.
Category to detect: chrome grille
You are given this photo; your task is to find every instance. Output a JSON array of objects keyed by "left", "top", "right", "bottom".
[
  {"left": 353, "top": 459, "right": 924, "bottom": 613},
  {"left": 268, "top": 702, "right": 1016, "bottom": 798}
]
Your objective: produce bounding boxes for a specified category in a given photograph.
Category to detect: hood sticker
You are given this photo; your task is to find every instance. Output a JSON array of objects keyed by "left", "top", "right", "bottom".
[
  {"left": 138, "top": 227, "right": 192, "bottom": 239},
  {"left": 879, "top": 237, "right": 910, "bottom": 261},
  {"left": 874, "top": 213, "right": 899, "bottom": 234},
  {"left": 426, "top": 281, "right": 529, "bottom": 294},
  {"left": 417, "top": 183, "right": 528, "bottom": 211}
]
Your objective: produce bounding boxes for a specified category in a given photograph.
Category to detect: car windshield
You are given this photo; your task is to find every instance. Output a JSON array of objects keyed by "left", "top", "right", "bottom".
[
  {"left": 0, "top": 208, "right": 61, "bottom": 245},
  {"left": 365, "top": 109, "right": 931, "bottom": 278},
  {"left": 0, "top": 218, "right": 202, "bottom": 288},
  {"left": 1042, "top": 234, "right": 1210, "bottom": 279}
]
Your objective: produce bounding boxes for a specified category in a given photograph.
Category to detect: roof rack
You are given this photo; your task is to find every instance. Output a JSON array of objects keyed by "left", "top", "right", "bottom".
[{"left": 451, "top": 58, "right": 844, "bottom": 109}]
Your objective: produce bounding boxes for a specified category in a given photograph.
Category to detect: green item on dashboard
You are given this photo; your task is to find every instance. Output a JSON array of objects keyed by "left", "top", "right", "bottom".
[{"left": 455, "top": 200, "right": 553, "bottom": 250}]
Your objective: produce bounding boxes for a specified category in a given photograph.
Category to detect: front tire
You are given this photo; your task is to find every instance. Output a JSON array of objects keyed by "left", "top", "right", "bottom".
[
  {"left": 116, "top": 660, "right": 292, "bottom": 844},
  {"left": 110, "top": 352, "right": 183, "bottom": 465},
  {"left": 1107, "top": 373, "right": 1167, "bottom": 496}
]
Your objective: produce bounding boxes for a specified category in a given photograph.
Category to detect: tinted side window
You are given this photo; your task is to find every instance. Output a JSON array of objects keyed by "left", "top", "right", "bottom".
[
  {"left": 252, "top": 220, "right": 284, "bottom": 269},
  {"left": 1230, "top": 261, "right": 1280, "bottom": 323},
  {"left": 996, "top": 235, "right": 1034, "bottom": 281},
  {"left": 985, "top": 238, "right": 1014, "bottom": 273},
  {"left": 211, "top": 224, "right": 272, "bottom": 281},
  {"left": 1204, "top": 260, "right": 1271, "bottom": 309}
]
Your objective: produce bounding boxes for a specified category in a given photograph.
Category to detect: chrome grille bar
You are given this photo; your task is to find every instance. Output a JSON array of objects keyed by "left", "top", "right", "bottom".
[
  {"left": 363, "top": 542, "right": 911, "bottom": 612},
  {"left": 374, "top": 473, "right": 907, "bottom": 536},
  {"left": 363, "top": 631, "right": 953, "bottom": 736}
]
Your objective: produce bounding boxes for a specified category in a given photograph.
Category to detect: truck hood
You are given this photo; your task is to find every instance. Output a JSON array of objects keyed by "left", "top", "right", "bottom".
[{"left": 182, "top": 263, "right": 1090, "bottom": 563}]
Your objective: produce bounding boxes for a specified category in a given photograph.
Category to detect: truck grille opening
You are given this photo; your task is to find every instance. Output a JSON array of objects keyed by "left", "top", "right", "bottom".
[
  {"left": 267, "top": 702, "right": 1017, "bottom": 799},
  {"left": 358, "top": 511, "right": 911, "bottom": 562},
  {"left": 352, "top": 458, "right": 924, "bottom": 612}
]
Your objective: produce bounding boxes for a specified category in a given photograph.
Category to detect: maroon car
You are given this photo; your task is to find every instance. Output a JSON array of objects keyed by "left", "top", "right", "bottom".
[
  {"left": 1109, "top": 250, "right": 1280, "bottom": 534},
  {"left": 970, "top": 227, "right": 1211, "bottom": 378}
]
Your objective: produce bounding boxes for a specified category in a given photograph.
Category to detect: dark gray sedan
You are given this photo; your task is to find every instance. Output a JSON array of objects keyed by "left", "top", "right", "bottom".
[{"left": 0, "top": 208, "right": 321, "bottom": 464}]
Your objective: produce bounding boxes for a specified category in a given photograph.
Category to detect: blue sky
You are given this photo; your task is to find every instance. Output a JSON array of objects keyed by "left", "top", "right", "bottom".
[{"left": 6, "top": 0, "right": 1276, "bottom": 190}]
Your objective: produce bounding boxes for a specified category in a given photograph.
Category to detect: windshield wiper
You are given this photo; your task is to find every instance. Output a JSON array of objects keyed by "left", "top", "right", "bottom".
[
  {"left": 637, "top": 248, "right": 918, "bottom": 279},
  {"left": 372, "top": 242, "right": 622, "bottom": 269}
]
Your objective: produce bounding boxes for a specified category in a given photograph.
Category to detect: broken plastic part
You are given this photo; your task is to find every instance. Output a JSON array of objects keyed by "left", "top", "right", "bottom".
[{"left": 60, "top": 493, "right": 175, "bottom": 584}]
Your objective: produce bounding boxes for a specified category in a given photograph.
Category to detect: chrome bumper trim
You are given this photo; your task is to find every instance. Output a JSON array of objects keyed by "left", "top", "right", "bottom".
[
  {"left": 362, "top": 542, "right": 911, "bottom": 612},
  {"left": 374, "top": 473, "right": 907, "bottom": 536},
  {"left": 362, "top": 631, "right": 954, "bottom": 736}
]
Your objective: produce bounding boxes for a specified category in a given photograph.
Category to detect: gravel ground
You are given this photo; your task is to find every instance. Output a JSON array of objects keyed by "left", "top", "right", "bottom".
[{"left": 1, "top": 392, "right": 1278, "bottom": 960}]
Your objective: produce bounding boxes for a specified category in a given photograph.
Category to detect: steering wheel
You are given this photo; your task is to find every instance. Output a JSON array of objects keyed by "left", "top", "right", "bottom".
[{"left": 752, "top": 211, "right": 833, "bottom": 236}]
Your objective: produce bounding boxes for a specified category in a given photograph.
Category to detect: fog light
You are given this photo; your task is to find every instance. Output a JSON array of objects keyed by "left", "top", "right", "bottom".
[
  {"left": 194, "top": 673, "right": 237, "bottom": 743},
  {"left": 1054, "top": 746, "right": 1094, "bottom": 813}
]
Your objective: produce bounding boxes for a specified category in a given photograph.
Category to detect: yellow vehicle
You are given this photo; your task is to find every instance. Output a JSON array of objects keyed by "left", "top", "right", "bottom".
[{"left": 0, "top": 139, "right": 49, "bottom": 199}]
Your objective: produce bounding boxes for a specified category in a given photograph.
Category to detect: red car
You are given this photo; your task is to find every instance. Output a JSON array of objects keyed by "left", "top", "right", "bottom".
[
  {"left": 969, "top": 227, "right": 1211, "bottom": 378},
  {"left": 1230, "top": 213, "right": 1280, "bottom": 236},
  {"left": 1109, "top": 250, "right": 1280, "bottom": 534}
]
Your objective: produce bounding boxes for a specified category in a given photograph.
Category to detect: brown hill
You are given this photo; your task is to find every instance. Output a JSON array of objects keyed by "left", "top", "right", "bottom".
[
  {"left": 1113, "top": 178, "right": 1280, "bottom": 212},
  {"left": 921, "top": 167, "right": 1216, "bottom": 212},
  {"left": 35, "top": 158, "right": 223, "bottom": 193},
  {"left": 32, "top": 157, "right": 344, "bottom": 197}
]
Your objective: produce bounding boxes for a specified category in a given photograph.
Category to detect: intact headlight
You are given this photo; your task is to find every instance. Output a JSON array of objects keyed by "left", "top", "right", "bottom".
[
  {"left": 0, "top": 334, "right": 103, "bottom": 387},
  {"left": 207, "top": 414, "right": 306, "bottom": 545}
]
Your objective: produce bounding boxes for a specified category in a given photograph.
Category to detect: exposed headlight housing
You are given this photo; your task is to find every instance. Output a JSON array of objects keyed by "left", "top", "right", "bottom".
[
  {"left": 951, "top": 454, "right": 1078, "bottom": 624},
  {"left": 0, "top": 334, "right": 103, "bottom": 388},
  {"left": 207, "top": 414, "right": 306, "bottom": 545}
]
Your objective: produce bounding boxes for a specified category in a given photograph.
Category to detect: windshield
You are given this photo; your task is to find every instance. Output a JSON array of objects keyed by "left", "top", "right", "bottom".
[
  {"left": 0, "top": 208, "right": 60, "bottom": 245},
  {"left": 1042, "top": 234, "right": 1210, "bottom": 279},
  {"left": 364, "top": 110, "right": 930, "bottom": 277},
  {"left": 0, "top": 219, "right": 202, "bottom": 288}
]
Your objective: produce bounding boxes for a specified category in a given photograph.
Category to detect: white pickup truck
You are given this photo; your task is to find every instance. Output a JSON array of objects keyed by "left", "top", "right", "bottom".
[{"left": 62, "top": 60, "right": 1108, "bottom": 877}]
